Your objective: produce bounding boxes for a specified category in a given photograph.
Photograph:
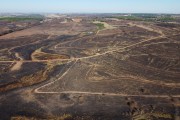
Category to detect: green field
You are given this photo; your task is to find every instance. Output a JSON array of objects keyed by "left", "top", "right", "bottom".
[{"left": 0, "top": 16, "right": 43, "bottom": 22}]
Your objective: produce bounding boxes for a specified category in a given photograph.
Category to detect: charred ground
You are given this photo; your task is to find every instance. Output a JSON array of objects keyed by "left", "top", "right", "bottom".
[{"left": 0, "top": 14, "right": 180, "bottom": 120}]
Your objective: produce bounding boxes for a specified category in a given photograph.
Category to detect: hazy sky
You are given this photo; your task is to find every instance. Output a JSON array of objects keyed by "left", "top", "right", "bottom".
[{"left": 0, "top": 0, "right": 180, "bottom": 13}]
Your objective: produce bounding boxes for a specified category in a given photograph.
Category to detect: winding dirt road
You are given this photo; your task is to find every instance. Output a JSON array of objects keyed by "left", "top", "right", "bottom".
[{"left": 2, "top": 22, "right": 179, "bottom": 98}]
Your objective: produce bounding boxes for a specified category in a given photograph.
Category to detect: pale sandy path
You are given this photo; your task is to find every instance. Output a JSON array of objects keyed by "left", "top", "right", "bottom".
[
  {"left": 34, "top": 60, "right": 77, "bottom": 93},
  {"left": 10, "top": 53, "right": 23, "bottom": 71},
  {"left": 35, "top": 91, "right": 180, "bottom": 98}
]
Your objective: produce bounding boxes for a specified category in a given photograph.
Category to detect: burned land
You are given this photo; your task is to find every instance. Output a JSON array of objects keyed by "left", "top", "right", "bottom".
[{"left": 0, "top": 14, "right": 180, "bottom": 120}]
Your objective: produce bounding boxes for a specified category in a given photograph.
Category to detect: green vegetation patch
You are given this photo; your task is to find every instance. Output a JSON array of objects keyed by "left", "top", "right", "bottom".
[
  {"left": 156, "top": 17, "right": 175, "bottom": 22},
  {"left": 94, "top": 23, "right": 105, "bottom": 30},
  {"left": 0, "top": 16, "right": 43, "bottom": 22}
]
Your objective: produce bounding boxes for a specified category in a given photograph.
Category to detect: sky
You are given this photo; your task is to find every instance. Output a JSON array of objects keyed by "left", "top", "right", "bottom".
[{"left": 0, "top": 0, "right": 180, "bottom": 14}]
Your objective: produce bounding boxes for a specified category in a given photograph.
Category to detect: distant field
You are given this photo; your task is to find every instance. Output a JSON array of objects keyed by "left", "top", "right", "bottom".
[
  {"left": 111, "top": 14, "right": 177, "bottom": 22},
  {"left": 0, "top": 16, "right": 44, "bottom": 21}
]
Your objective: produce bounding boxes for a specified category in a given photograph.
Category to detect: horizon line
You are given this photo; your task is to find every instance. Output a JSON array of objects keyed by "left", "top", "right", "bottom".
[{"left": 0, "top": 12, "right": 180, "bottom": 15}]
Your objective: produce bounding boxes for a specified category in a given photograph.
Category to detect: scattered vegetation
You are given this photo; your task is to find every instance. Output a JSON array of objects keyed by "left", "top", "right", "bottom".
[
  {"left": 0, "top": 15, "right": 44, "bottom": 22},
  {"left": 156, "top": 16, "right": 175, "bottom": 22},
  {"left": 110, "top": 14, "right": 176, "bottom": 22},
  {"left": 116, "top": 16, "right": 142, "bottom": 21}
]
